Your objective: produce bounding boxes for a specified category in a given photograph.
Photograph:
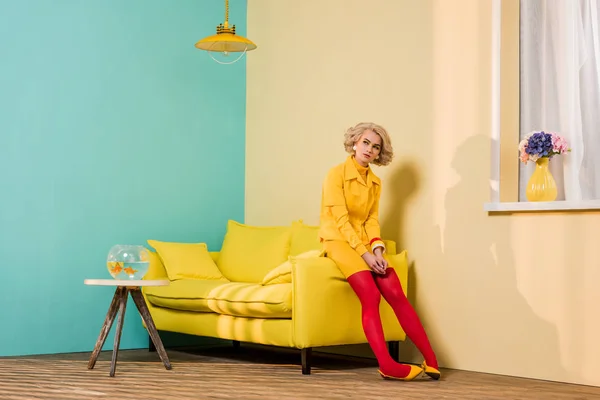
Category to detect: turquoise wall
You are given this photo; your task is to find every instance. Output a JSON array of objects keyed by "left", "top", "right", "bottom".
[{"left": 0, "top": 0, "right": 247, "bottom": 356}]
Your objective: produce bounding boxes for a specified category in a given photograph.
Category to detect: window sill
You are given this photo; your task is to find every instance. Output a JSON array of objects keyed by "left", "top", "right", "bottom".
[{"left": 484, "top": 200, "right": 600, "bottom": 213}]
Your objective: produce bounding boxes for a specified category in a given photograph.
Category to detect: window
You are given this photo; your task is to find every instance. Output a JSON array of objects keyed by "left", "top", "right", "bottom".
[{"left": 485, "top": 0, "right": 600, "bottom": 212}]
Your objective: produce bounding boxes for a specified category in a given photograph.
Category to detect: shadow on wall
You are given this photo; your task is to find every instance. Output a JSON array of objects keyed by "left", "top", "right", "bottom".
[{"left": 384, "top": 134, "right": 566, "bottom": 380}]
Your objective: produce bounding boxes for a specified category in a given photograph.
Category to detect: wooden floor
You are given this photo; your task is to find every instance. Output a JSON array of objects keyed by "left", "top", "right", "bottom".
[{"left": 1, "top": 345, "right": 598, "bottom": 399}]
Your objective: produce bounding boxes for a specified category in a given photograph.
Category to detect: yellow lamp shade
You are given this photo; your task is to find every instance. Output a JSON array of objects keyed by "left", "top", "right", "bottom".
[{"left": 195, "top": 33, "right": 257, "bottom": 53}]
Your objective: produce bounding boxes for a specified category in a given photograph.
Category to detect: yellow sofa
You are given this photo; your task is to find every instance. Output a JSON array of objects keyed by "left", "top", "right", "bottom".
[{"left": 141, "top": 220, "right": 408, "bottom": 374}]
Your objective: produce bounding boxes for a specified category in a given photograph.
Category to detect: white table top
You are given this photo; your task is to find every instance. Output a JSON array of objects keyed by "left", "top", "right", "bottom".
[{"left": 84, "top": 279, "right": 169, "bottom": 287}]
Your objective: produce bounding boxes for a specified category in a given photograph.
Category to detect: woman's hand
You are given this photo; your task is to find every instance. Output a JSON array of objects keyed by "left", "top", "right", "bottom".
[
  {"left": 373, "top": 248, "right": 388, "bottom": 270},
  {"left": 362, "top": 252, "right": 387, "bottom": 275}
]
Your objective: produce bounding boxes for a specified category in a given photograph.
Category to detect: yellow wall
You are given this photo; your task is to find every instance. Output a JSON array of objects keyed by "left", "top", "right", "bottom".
[{"left": 246, "top": 0, "right": 600, "bottom": 387}]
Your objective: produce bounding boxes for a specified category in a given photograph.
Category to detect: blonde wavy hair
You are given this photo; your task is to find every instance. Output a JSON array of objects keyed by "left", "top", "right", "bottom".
[{"left": 343, "top": 122, "right": 394, "bottom": 166}]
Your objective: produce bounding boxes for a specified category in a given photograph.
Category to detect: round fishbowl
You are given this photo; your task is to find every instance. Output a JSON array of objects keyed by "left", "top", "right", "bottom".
[{"left": 107, "top": 245, "right": 150, "bottom": 280}]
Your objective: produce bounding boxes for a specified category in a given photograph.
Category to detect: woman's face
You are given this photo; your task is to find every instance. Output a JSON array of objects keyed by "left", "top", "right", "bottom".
[{"left": 354, "top": 130, "right": 382, "bottom": 166}]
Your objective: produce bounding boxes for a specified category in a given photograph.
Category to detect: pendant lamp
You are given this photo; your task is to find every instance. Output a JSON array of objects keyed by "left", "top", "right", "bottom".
[{"left": 195, "top": 0, "right": 257, "bottom": 65}]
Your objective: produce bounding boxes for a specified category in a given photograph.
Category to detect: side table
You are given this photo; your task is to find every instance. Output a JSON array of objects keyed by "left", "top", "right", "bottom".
[{"left": 84, "top": 279, "right": 172, "bottom": 377}]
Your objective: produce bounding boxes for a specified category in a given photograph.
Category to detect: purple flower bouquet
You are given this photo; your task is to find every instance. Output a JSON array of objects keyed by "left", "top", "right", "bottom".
[{"left": 518, "top": 131, "right": 570, "bottom": 164}]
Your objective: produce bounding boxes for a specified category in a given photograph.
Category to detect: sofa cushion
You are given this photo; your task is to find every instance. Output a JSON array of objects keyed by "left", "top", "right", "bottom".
[
  {"left": 383, "top": 240, "right": 397, "bottom": 254},
  {"left": 387, "top": 249, "right": 407, "bottom": 275},
  {"left": 216, "top": 220, "right": 291, "bottom": 283},
  {"left": 143, "top": 250, "right": 168, "bottom": 281},
  {"left": 290, "top": 220, "right": 322, "bottom": 256},
  {"left": 207, "top": 282, "right": 292, "bottom": 318},
  {"left": 261, "top": 249, "right": 324, "bottom": 285},
  {"left": 147, "top": 240, "right": 228, "bottom": 281},
  {"left": 144, "top": 279, "right": 229, "bottom": 312}
]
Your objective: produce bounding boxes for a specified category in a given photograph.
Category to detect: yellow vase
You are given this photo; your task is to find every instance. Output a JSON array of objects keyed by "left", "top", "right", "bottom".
[{"left": 526, "top": 157, "right": 557, "bottom": 201}]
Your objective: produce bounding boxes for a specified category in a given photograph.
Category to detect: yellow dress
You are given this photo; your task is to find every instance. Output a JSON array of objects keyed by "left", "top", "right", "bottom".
[{"left": 318, "top": 156, "right": 386, "bottom": 278}]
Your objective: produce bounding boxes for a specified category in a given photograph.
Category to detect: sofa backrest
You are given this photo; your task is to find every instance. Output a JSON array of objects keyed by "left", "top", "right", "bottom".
[
  {"left": 144, "top": 220, "right": 397, "bottom": 284},
  {"left": 215, "top": 220, "right": 397, "bottom": 284}
]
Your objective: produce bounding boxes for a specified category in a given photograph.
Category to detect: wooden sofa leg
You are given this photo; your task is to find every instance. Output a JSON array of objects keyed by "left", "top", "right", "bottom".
[
  {"left": 388, "top": 341, "right": 399, "bottom": 362},
  {"left": 301, "top": 348, "right": 312, "bottom": 375},
  {"left": 149, "top": 334, "right": 156, "bottom": 352}
]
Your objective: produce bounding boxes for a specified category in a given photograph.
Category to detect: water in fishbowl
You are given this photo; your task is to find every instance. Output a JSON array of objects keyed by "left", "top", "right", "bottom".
[{"left": 107, "top": 261, "right": 149, "bottom": 280}]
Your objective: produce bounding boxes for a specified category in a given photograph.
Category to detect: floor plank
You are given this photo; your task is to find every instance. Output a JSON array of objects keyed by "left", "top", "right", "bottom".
[{"left": 1, "top": 346, "right": 598, "bottom": 399}]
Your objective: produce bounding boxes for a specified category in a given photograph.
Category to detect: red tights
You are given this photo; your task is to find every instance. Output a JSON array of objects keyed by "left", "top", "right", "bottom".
[{"left": 347, "top": 268, "right": 438, "bottom": 376}]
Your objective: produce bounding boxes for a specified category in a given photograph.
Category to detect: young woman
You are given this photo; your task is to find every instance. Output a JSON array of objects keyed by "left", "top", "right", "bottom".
[{"left": 318, "top": 122, "right": 440, "bottom": 381}]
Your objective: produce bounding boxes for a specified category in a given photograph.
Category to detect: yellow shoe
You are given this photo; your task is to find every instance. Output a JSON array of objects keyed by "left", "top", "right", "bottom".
[
  {"left": 378, "top": 364, "right": 424, "bottom": 381},
  {"left": 421, "top": 361, "right": 441, "bottom": 380}
]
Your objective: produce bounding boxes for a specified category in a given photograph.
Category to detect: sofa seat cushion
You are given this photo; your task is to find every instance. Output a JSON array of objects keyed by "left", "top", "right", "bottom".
[
  {"left": 207, "top": 282, "right": 292, "bottom": 319},
  {"left": 144, "top": 280, "right": 229, "bottom": 312}
]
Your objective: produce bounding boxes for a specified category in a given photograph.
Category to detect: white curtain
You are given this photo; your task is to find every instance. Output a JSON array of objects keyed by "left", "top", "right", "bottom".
[{"left": 520, "top": 0, "right": 600, "bottom": 201}]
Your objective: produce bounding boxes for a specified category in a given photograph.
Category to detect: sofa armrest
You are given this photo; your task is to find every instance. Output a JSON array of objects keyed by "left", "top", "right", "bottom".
[{"left": 291, "top": 256, "right": 405, "bottom": 349}]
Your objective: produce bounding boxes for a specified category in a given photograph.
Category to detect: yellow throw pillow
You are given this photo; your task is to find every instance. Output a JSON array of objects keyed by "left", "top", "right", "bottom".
[
  {"left": 217, "top": 220, "right": 292, "bottom": 283},
  {"left": 290, "top": 220, "right": 322, "bottom": 256},
  {"left": 143, "top": 250, "right": 167, "bottom": 280},
  {"left": 261, "top": 249, "right": 323, "bottom": 285},
  {"left": 387, "top": 249, "right": 408, "bottom": 268},
  {"left": 147, "top": 240, "right": 228, "bottom": 281},
  {"left": 382, "top": 240, "right": 397, "bottom": 254}
]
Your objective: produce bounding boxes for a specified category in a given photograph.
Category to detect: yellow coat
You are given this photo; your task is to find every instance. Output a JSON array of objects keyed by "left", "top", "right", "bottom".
[{"left": 318, "top": 156, "right": 385, "bottom": 256}]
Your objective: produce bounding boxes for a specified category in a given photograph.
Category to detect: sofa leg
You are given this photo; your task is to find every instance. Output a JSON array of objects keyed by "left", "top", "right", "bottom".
[
  {"left": 301, "top": 348, "right": 312, "bottom": 375},
  {"left": 388, "top": 341, "right": 399, "bottom": 362},
  {"left": 149, "top": 334, "right": 156, "bottom": 352},
  {"left": 232, "top": 340, "right": 240, "bottom": 349}
]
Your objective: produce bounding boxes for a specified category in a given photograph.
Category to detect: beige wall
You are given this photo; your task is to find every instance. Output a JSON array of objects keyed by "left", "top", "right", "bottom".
[{"left": 246, "top": 0, "right": 600, "bottom": 387}]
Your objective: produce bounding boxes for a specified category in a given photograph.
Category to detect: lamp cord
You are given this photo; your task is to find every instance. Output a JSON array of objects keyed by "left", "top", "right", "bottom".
[{"left": 225, "top": 0, "right": 229, "bottom": 26}]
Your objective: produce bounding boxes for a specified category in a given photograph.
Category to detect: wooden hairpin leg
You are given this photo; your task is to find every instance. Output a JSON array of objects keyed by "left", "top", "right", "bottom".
[
  {"left": 88, "top": 287, "right": 124, "bottom": 370},
  {"left": 109, "top": 287, "right": 128, "bottom": 377},
  {"left": 130, "top": 288, "right": 171, "bottom": 370}
]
